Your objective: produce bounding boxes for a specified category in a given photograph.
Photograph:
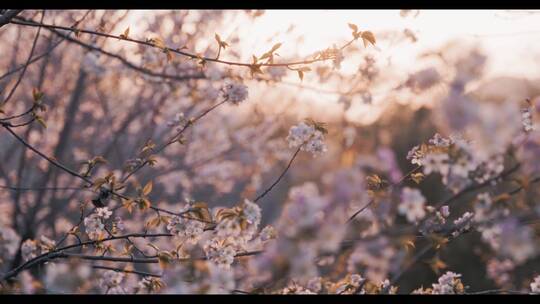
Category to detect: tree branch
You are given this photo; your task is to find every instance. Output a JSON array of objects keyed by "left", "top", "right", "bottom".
[
  {"left": 254, "top": 145, "right": 302, "bottom": 203},
  {"left": 0, "top": 10, "right": 22, "bottom": 29},
  {"left": 11, "top": 16, "right": 359, "bottom": 69}
]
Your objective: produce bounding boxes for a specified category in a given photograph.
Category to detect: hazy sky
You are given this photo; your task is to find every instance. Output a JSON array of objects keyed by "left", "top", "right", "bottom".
[{"left": 116, "top": 10, "right": 540, "bottom": 124}]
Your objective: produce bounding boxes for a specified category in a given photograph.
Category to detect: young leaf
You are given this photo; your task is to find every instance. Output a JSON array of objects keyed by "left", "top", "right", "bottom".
[
  {"left": 158, "top": 251, "right": 174, "bottom": 269},
  {"left": 123, "top": 199, "right": 134, "bottom": 214},
  {"left": 249, "top": 64, "right": 263, "bottom": 77},
  {"left": 165, "top": 49, "right": 174, "bottom": 62},
  {"left": 119, "top": 27, "right": 130, "bottom": 39},
  {"left": 215, "top": 33, "right": 229, "bottom": 49},
  {"left": 404, "top": 239, "right": 416, "bottom": 252},
  {"left": 94, "top": 156, "right": 107, "bottom": 164},
  {"left": 270, "top": 42, "right": 282, "bottom": 53},
  {"left": 147, "top": 243, "right": 160, "bottom": 252},
  {"left": 147, "top": 155, "right": 158, "bottom": 166},
  {"left": 32, "top": 88, "right": 44, "bottom": 102},
  {"left": 146, "top": 216, "right": 161, "bottom": 228},
  {"left": 150, "top": 37, "right": 166, "bottom": 49},
  {"left": 428, "top": 257, "right": 448, "bottom": 274},
  {"left": 361, "top": 31, "right": 376, "bottom": 47},
  {"left": 35, "top": 116, "right": 47, "bottom": 129},
  {"left": 411, "top": 172, "right": 424, "bottom": 184}
]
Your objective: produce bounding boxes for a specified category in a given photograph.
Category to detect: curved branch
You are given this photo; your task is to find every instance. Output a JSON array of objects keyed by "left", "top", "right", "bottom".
[
  {"left": 1, "top": 124, "right": 93, "bottom": 185},
  {"left": 0, "top": 10, "right": 92, "bottom": 81},
  {"left": 0, "top": 184, "right": 91, "bottom": 192},
  {"left": 92, "top": 265, "right": 162, "bottom": 278},
  {"left": 347, "top": 166, "right": 421, "bottom": 223},
  {"left": 254, "top": 145, "right": 302, "bottom": 203},
  {"left": 0, "top": 10, "right": 22, "bottom": 29},
  {"left": 10, "top": 16, "right": 359, "bottom": 69},
  {"left": 434, "top": 163, "right": 521, "bottom": 208},
  {"left": 9, "top": 17, "right": 204, "bottom": 82},
  {"left": 3, "top": 10, "right": 43, "bottom": 105}
]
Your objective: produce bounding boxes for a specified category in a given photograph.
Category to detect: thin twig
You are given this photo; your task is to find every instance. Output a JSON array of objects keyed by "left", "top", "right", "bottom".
[
  {"left": 0, "top": 10, "right": 22, "bottom": 28},
  {"left": 11, "top": 16, "right": 359, "bottom": 69},
  {"left": 3, "top": 10, "right": 44, "bottom": 105},
  {"left": 0, "top": 184, "right": 91, "bottom": 192},
  {"left": 1, "top": 124, "right": 93, "bottom": 185},
  {"left": 254, "top": 145, "right": 302, "bottom": 203},
  {"left": 347, "top": 166, "right": 421, "bottom": 223},
  {"left": 0, "top": 10, "right": 92, "bottom": 81},
  {"left": 92, "top": 265, "right": 162, "bottom": 278},
  {"left": 435, "top": 163, "right": 521, "bottom": 208}
]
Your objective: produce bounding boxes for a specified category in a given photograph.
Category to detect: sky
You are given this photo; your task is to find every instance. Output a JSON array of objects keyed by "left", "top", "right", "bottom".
[
  {"left": 241, "top": 10, "right": 540, "bottom": 78},
  {"left": 116, "top": 10, "right": 540, "bottom": 124}
]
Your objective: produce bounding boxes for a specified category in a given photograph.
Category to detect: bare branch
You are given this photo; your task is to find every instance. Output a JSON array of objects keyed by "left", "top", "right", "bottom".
[{"left": 0, "top": 10, "right": 22, "bottom": 29}]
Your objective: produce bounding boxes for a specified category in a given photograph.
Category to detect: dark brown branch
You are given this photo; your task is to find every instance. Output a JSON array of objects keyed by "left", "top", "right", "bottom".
[
  {"left": 1, "top": 124, "right": 93, "bottom": 185},
  {"left": 61, "top": 250, "right": 263, "bottom": 264},
  {"left": 92, "top": 265, "right": 162, "bottom": 278},
  {"left": 254, "top": 145, "right": 302, "bottom": 203},
  {"left": 346, "top": 198, "right": 375, "bottom": 224},
  {"left": 10, "top": 17, "right": 204, "bottom": 82},
  {"left": 0, "top": 10, "right": 92, "bottom": 81},
  {"left": 11, "top": 16, "right": 359, "bottom": 69},
  {"left": 507, "top": 176, "right": 540, "bottom": 196},
  {"left": 0, "top": 232, "right": 173, "bottom": 281},
  {"left": 0, "top": 107, "right": 34, "bottom": 122},
  {"left": 2, "top": 10, "right": 43, "bottom": 105},
  {"left": 0, "top": 241, "right": 263, "bottom": 282},
  {"left": 0, "top": 10, "right": 22, "bottom": 29},
  {"left": 119, "top": 98, "right": 229, "bottom": 184},
  {"left": 347, "top": 166, "right": 421, "bottom": 223},
  {"left": 435, "top": 163, "right": 521, "bottom": 208},
  {"left": 387, "top": 243, "right": 432, "bottom": 287},
  {"left": 0, "top": 184, "right": 91, "bottom": 192},
  {"left": 465, "top": 289, "right": 528, "bottom": 295}
]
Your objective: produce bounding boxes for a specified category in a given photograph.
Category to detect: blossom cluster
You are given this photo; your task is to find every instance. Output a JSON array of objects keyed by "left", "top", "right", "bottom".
[
  {"left": 100, "top": 270, "right": 126, "bottom": 294},
  {"left": 398, "top": 187, "right": 426, "bottom": 223},
  {"left": 2, "top": 10, "right": 540, "bottom": 296},
  {"left": 407, "top": 133, "right": 505, "bottom": 193},
  {"left": 83, "top": 207, "right": 113, "bottom": 241},
  {"left": 167, "top": 213, "right": 205, "bottom": 244},
  {"left": 286, "top": 122, "right": 328, "bottom": 156},
  {"left": 222, "top": 82, "right": 249, "bottom": 104},
  {"left": 21, "top": 235, "right": 56, "bottom": 261},
  {"left": 0, "top": 224, "right": 20, "bottom": 267},
  {"left": 531, "top": 275, "right": 540, "bottom": 294},
  {"left": 203, "top": 199, "right": 263, "bottom": 268},
  {"left": 419, "top": 271, "right": 465, "bottom": 294}
]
